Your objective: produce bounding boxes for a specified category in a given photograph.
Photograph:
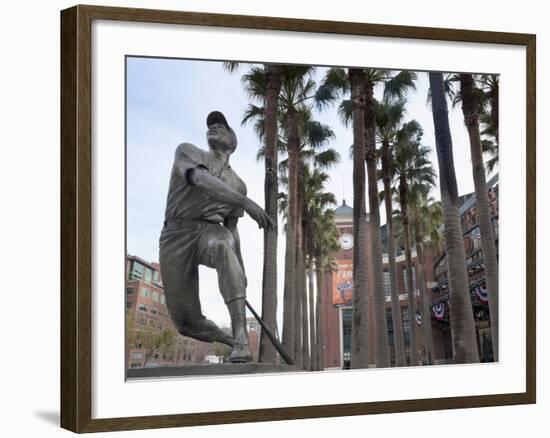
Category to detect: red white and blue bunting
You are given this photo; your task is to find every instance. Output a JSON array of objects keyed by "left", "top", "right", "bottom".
[
  {"left": 475, "top": 284, "right": 488, "bottom": 303},
  {"left": 415, "top": 310, "right": 422, "bottom": 326},
  {"left": 433, "top": 302, "right": 445, "bottom": 320}
]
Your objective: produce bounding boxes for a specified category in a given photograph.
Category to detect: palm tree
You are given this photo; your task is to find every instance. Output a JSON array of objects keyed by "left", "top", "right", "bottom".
[
  {"left": 225, "top": 62, "right": 282, "bottom": 363},
  {"left": 317, "top": 68, "right": 415, "bottom": 368},
  {"left": 478, "top": 74, "right": 499, "bottom": 174},
  {"left": 393, "top": 121, "right": 435, "bottom": 365},
  {"left": 375, "top": 98, "right": 408, "bottom": 367},
  {"left": 321, "top": 69, "right": 417, "bottom": 368},
  {"left": 478, "top": 74, "right": 499, "bottom": 146},
  {"left": 313, "top": 214, "right": 340, "bottom": 370},
  {"left": 363, "top": 70, "right": 417, "bottom": 368},
  {"left": 267, "top": 107, "right": 339, "bottom": 370},
  {"left": 303, "top": 167, "right": 338, "bottom": 370},
  {"left": 456, "top": 73, "right": 499, "bottom": 361},
  {"left": 250, "top": 65, "right": 316, "bottom": 367},
  {"left": 428, "top": 72, "right": 480, "bottom": 364},
  {"left": 294, "top": 113, "right": 339, "bottom": 370},
  {"left": 409, "top": 189, "right": 440, "bottom": 364},
  {"left": 363, "top": 72, "right": 391, "bottom": 368},
  {"left": 346, "top": 68, "right": 371, "bottom": 368}
]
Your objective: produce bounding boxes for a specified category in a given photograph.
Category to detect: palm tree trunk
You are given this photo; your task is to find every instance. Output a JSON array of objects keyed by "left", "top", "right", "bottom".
[
  {"left": 349, "top": 68, "right": 370, "bottom": 369},
  {"left": 259, "top": 65, "right": 281, "bottom": 364},
  {"left": 429, "top": 72, "right": 480, "bottom": 364},
  {"left": 294, "top": 158, "right": 305, "bottom": 370},
  {"left": 413, "top": 219, "right": 435, "bottom": 364},
  {"left": 308, "top": 263, "right": 316, "bottom": 370},
  {"left": 315, "top": 263, "right": 325, "bottom": 371},
  {"left": 399, "top": 178, "right": 420, "bottom": 366},
  {"left": 301, "top": 248, "right": 309, "bottom": 369},
  {"left": 308, "top": 226, "right": 317, "bottom": 371},
  {"left": 282, "top": 107, "right": 299, "bottom": 362},
  {"left": 460, "top": 74, "right": 499, "bottom": 361},
  {"left": 301, "top": 192, "right": 310, "bottom": 370},
  {"left": 382, "top": 142, "right": 407, "bottom": 366},
  {"left": 364, "top": 81, "right": 391, "bottom": 368}
]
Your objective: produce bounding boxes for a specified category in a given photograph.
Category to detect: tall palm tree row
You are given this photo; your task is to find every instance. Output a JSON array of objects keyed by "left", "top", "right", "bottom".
[
  {"left": 363, "top": 70, "right": 417, "bottom": 368},
  {"left": 375, "top": 98, "right": 408, "bottom": 367},
  {"left": 317, "top": 68, "right": 416, "bottom": 368},
  {"left": 456, "top": 74, "right": 499, "bottom": 361},
  {"left": 428, "top": 72, "right": 480, "bottom": 363},
  {"left": 270, "top": 111, "right": 339, "bottom": 370},
  {"left": 303, "top": 166, "right": 339, "bottom": 370},
  {"left": 241, "top": 65, "right": 332, "bottom": 365},
  {"left": 393, "top": 121, "right": 436, "bottom": 364},
  {"left": 286, "top": 111, "right": 339, "bottom": 370},
  {"left": 229, "top": 63, "right": 492, "bottom": 369}
]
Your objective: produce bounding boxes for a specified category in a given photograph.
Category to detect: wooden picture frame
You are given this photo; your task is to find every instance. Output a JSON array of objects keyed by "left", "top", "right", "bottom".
[{"left": 60, "top": 4, "right": 536, "bottom": 433}]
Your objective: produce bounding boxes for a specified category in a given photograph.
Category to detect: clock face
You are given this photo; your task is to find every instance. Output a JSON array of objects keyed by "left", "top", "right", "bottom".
[{"left": 339, "top": 233, "right": 353, "bottom": 250}]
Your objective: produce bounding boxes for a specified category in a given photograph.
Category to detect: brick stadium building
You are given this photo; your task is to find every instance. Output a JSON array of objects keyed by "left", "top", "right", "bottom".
[
  {"left": 319, "top": 201, "right": 435, "bottom": 369},
  {"left": 319, "top": 175, "right": 498, "bottom": 369},
  {"left": 430, "top": 174, "right": 499, "bottom": 363}
]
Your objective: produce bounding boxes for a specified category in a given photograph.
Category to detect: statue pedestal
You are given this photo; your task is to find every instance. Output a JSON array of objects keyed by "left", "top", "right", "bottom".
[{"left": 126, "top": 363, "right": 298, "bottom": 379}]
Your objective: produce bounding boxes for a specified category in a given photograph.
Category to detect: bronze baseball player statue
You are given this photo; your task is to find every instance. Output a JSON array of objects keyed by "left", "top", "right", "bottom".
[{"left": 159, "top": 111, "right": 275, "bottom": 363}]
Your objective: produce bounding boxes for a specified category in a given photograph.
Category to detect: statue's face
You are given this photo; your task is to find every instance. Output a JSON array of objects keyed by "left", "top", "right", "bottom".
[{"left": 207, "top": 123, "right": 234, "bottom": 152}]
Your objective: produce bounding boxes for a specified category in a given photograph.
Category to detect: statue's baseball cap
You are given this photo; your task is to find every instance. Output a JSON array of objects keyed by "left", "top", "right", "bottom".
[{"left": 206, "top": 111, "right": 231, "bottom": 131}]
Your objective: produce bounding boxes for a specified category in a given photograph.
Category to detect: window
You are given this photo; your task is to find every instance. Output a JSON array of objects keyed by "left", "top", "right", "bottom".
[
  {"left": 138, "top": 304, "right": 147, "bottom": 312},
  {"left": 160, "top": 295, "right": 166, "bottom": 305},
  {"left": 150, "top": 308, "right": 157, "bottom": 315},
  {"left": 402, "top": 308, "right": 411, "bottom": 345},
  {"left": 383, "top": 271, "right": 391, "bottom": 297},
  {"left": 141, "top": 287, "right": 150, "bottom": 299},
  {"left": 341, "top": 308, "right": 353, "bottom": 369},
  {"left": 129, "top": 261, "right": 145, "bottom": 280},
  {"left": 126, "top": 302, "right": 132, "bottom": 309},
  {"left": 131, "top": 352, "right": 143, "bottom": 360},
  {"left": 144, "top": 267, "right": 153, "bottom": 284},
  {"left": 126, "top": 287, "right": 134, "bottom": 295},
  {"left": 153, "top": 270, "right": 160, "bottom": 283},
  {"left": 152, "top": 292, "right": 159, "bottom": 302}
]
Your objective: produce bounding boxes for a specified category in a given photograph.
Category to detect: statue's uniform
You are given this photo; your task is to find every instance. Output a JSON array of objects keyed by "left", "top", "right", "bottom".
[{"left": 159, "top": 142, "right": 247, "bottom": 343}]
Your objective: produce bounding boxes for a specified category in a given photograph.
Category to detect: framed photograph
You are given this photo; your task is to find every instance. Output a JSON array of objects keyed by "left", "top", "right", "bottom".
[{"left": 60, "top": 4, "right": 536, "bottom": 433}]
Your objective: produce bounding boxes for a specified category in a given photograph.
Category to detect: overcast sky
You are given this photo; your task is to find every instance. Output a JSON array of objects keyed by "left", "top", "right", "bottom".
[{"left": 126, "top": 56, "right": 495, "bottom": 328}]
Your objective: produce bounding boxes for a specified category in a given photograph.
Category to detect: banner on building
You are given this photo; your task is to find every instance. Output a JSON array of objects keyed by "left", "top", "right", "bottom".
[
  {"left": 475, "top": 284, "right": 488, "bottom": 303},
  {"left": 332, "top": 259, "right": 353, "bottom": 306},
  {"left": 433, "top": 302, "right": 445, "bottom": 320}
]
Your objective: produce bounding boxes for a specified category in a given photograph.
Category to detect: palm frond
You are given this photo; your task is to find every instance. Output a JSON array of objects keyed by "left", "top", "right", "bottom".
[
  {"left": 338, "top": 99, "right": 353, "bottom": 127},
  {"left": 223, "top": 61, "right": 241, "bottom": 73},
  {"left": 314, "top": 148, "right": 341, "bottom": 169},
  {"left": 383, "top": 70, "right": 417, "bottom": 101}
]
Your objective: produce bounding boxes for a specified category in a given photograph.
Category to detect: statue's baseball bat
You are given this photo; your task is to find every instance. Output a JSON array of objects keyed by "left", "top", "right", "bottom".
[{"left": 245, "top": 300, "right": 295, "bottom": 366}]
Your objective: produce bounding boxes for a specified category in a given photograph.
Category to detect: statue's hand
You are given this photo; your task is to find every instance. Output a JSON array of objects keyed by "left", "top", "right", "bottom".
[{"left": 244, "top": 199, "right": 276, "bottom": 230}]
